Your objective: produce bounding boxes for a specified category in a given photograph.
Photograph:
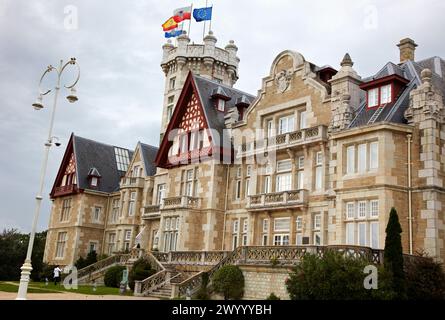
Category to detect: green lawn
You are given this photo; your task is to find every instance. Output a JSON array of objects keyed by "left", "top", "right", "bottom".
[
  {"left": 0, "top": 281, "right": 133, "bottom": 296},
  {"left": 0, "top": 282, "right": 57, "bottom": 294}
]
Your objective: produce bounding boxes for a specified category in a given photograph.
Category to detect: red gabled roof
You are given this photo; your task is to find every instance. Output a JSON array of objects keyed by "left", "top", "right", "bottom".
[
  {"left": 154, "top": 72, "right": 211, "bottom": 168},
  {"left": 49, "top": 133, "right": 79, "bottom": 198}
]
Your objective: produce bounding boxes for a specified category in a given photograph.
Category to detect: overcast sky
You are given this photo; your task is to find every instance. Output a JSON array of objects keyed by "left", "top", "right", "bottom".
[{"left": 0, "top": 0, "right": 444, "bottom": 233}]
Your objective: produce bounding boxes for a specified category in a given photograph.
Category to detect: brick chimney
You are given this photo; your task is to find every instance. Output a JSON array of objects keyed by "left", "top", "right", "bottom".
[{"left": 397, "top": 38, "right": 418, "bottom": 63}]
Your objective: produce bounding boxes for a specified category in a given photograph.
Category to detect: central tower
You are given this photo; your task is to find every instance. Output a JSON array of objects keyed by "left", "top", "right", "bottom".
[{"left": 159, "top": 31, "right": 240, "bottom": 140}]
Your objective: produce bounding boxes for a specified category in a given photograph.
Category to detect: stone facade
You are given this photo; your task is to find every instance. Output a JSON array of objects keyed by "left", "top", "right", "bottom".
[{"left": 44, "top": 35, "right": 445, "bottom": 272}]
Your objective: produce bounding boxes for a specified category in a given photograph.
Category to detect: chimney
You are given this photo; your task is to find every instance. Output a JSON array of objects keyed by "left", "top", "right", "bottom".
[{"left": 397, "top": 38, "right": 418, "bottom": 63}]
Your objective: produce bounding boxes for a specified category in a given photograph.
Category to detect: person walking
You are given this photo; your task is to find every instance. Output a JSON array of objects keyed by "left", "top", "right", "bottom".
[{"left": 53, "top": 265, "right": 62, "bottom": 285}]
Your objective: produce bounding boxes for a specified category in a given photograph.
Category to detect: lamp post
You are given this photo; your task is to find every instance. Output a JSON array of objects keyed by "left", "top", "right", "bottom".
[{"left": 16, "top": 58, "right": 80, "bottom": 300}]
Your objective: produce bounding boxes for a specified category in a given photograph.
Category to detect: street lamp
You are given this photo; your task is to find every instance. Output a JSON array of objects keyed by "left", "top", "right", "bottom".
[{"left": 16, "top": 58, "right": 80, "bottom": 300}]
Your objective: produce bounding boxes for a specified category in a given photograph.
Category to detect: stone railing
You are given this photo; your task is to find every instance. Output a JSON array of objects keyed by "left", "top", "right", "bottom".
[
  {"left": 161, "top": 196, "right": 201, "bottom": 211},
  {"left": 169, "top": 245, "right": 385, "bottom": 298},
  {"left": 237, "top": 125, "right": 328, "bottom": 158},
  {"left": 53, "top": 184, "right": 78, "bottom": 197},
  {"left": 134, "top": 251, "right": 167, "bottom": 296},
  {"left": 247, "top": 190, "right": 308, "bottom": 210},
  {"left": 142, "top": 205, "right": 161, "bottom": 220},
  {"left": 160, "top": 251, "right": 231, "bottom": 266},
  {"left": 77, "top": 253, "right": 131, "bottom": 281},
  {"left": 120, "top": 177, "right": 145, "bottom": 189}
]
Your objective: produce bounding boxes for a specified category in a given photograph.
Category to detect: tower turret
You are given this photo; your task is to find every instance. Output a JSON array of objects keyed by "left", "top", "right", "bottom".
[{"left": 159, "top": 31, "right": 240, "bottom": 138}]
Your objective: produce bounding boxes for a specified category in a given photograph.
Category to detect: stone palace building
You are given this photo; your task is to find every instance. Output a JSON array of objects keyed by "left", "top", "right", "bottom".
[{"left": 43, "top": 32, "right": 445, "bottom": 298}]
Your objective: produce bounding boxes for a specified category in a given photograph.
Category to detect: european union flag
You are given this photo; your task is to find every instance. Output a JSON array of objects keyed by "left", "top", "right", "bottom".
[{"left": 193, "top": 7, "right": 212, "bottom": 22}]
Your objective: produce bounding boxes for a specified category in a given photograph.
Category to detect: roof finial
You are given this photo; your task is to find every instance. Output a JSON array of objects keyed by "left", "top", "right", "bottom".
[{"left": 341, "top": 53, "right": 354, "bottom": 67}]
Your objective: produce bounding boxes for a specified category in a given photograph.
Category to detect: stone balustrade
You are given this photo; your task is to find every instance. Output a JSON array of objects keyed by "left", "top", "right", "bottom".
[
  {"left": 120, "top": 177, "right": 145, "bottom": 189},
  {"left": 161, "top": 196, "right": 201, "bottom": 211},
  {"left": 237, "top": 125, "right": 328, "bottom": 158},
  {"left": 247, "top": 190, "right": 308, "bottom": 211}
]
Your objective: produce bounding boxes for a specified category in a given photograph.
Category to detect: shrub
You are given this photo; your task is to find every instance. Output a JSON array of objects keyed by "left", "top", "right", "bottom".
[
  {"left": 266, "top": 293, "right": 281, "bottom": 300},
  {"left": 286, "top": 250, "right": 394, "bottom": 300},
  {"left": 194, "top": 272, "right": 211, "bottom": 300},
  {"left": 212, "top": 265, "right": 244, "bottom": 300},
  {"left": 128, "top": 258, "right": 155, "bottom": 291},
  {"left": 104, "top": 266, "right": 126, "bottom": 288},
  {"left": 405, "top": 255, "right": 445, "bottom": 300},
  {"left": 384, "top": 208, "right": 407, "bottom": 299}
]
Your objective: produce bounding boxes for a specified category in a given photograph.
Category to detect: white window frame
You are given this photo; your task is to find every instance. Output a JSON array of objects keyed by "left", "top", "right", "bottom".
[
  {"left": 380, "top": 84, "right": 391, "bottom": 104},
  {"left": 93, "top": 206, "right": 101, "bottom": 222},
  {"left": 233, "top": 220, "right": 239, "bottom": 233},
  {"left": 346, "top": 202, "right": 355, "bottom": 220},
  {"left": 370, "top": 200, "right": 379, "bottom": 218},
  {"left": 125, "top": 230, "right": 132, "bottom": 242},
  {"left": 296, "top": 233, "right": 303, "bottom": 245},
  {"left": 358, "top": 144, "right": 367, "bottom": 173},
  {"left": 262, "top": 219, "right": 269, "bottom": 233},
  {"left": 313, "top": 232, "right": 322, "bottom": 245},
  {"left": 264, "top": 176, "right": 271, "bottom": 194},
  {"left": 358, "top": 222, "right": 367, "bottom": 246},
  {"left": 267, "top": 120, "right": 274, "bottom": 138},
  {"left": 315, "top": 166, "right": 323, "bottom": 191},
  {"left": 276, "top": 173, "right": 292, "bottom": 192},
  {"left": 368, "top": 88, "right": 379, "bottom": 107},
  {"left": 91, "top": 177, "right": 98, "bottom": 187},
  {"left": 370, "top": 222, "right": 380, "bottom": 249},
  {"left": 55, "top": 232, "right": 67, "bottom": 258},
  {"left": 273, "top": 234, "right": 290, "bottom": 246},
  {"left": 278, "top": 115, "right": 295, "bottom": 135},
  {"left": 314, "top": 214, "right": 322, "bottom": 230},
  {"left": 298, "top": 156, "right": 305, "bottom": 169},
  {"left": 245, "top": 178, "right": 251, "bottom": 197},
  {"left": 217, "top": 99, "right": 226, "bottom": 112},
  {"left": 370, "top": 141, "right": 379, "bottom": 170},
  {"left": 346, "top": 222, "right": 355, "bottom": 245},
  {"left": 296, "top": 216, "right": 303, "bottom": 231},
  {"left": 274, "top": 217, "right": 290, "bottom": 232},
  {"left": 358, "top": 201, "right": 367, "bottom": 219},
  {"left": 299, "top": 110, "right": 307, "bottom": 130},
  {"left": 346, "top": 145, "right": 355, "bottom": 174}
]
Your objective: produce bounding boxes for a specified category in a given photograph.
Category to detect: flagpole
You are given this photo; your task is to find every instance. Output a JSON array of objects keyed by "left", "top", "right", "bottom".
[
  {"left": 209, "top": 5, "right": 213, "bottom": 32},
  {"left": 188, "top": 3, "right": 193, "bottom": 36},
  {"left": 203, "top": 0, "right": 208, "bottom": 39}
]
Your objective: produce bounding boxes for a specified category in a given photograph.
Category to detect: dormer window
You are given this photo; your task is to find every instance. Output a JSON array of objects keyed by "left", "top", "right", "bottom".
[
  {"left": 87, "top": 167, "right": 101, "bottom": 188},
  {"left": 361, "top": 74, "right": 409, "bottom": 109}
]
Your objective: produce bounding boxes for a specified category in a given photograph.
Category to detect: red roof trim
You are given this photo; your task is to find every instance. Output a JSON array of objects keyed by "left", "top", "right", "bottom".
[
  {"left": 360, "top": 74, "right": 409, "bottom": 90},
  {"left": 50, "top": 133, "right": 76, "bottom": 198}
]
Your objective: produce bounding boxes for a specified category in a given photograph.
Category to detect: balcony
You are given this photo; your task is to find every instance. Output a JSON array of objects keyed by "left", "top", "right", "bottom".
[
  {"left": 53, "top": 184, "right": 78, "bottom": 197},
  {"left": 142, "top": 205, "right": 161, "bottom": 220},
  {"left": 161, "top": 196, "right": 201, "bottom": 211},
  {"left": 120, "top": 177, "right": 145, "bottom": 189},
  {"left": 247, "top": 190, "right": 308, "bottom": 211},
  {"left": 237, "top": 125, "right": 328, "bottom": 158}
]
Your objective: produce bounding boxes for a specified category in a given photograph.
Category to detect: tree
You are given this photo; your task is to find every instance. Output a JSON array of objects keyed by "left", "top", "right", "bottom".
[
  {"left": 384, "top": 208, "right": 407, "bottom": 299},
  {"left": 211, "top": 265, "right": 244, "bottom": 300},
  {"left": 74, "top": 256, "right": 87, "bottom": 270},
  {"left": 286, "top": 250, "right": 395, "bottom": 300},
  {"left": 0, "top": 229, "right": 47, "bottom": 281},
  {"left": 85, "top": 250, "right": 98, "bottom": 266}
]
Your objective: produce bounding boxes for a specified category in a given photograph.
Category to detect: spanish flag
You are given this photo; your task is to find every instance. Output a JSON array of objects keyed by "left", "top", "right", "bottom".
[{"left": 162, "top": 17, "right": 178, "bottom": 31}]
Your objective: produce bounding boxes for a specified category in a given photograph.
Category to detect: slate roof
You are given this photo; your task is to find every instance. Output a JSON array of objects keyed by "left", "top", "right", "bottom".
[
  {"left": 72, "top": 135, "right": 134, "bottom": 193},
  {"left": 348, "top": 57, "right": 445, "bottom": 129},
  {"left": 140, "top": 143, "right": 159, "bottom": 176},
  {"left": 192, "top": 74, "right": 255, "bottom": 146}
]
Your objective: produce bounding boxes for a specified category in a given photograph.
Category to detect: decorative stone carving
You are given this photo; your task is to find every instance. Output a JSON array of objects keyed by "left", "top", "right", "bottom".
[{"left": 275, "top": 70, "right": 293, "bottom": 93}]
